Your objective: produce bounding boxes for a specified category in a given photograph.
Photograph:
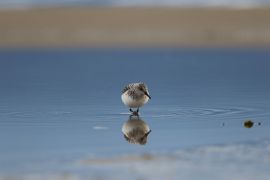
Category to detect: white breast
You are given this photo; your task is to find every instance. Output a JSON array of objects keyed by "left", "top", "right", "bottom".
[{"left": 121, "top": 92, "right": 149, "bottom": 108}]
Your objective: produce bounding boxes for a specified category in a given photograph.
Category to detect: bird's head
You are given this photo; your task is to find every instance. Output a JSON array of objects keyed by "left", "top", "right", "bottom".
[{"left": 138, "top": 82, "right": 151, "bottom": 99}]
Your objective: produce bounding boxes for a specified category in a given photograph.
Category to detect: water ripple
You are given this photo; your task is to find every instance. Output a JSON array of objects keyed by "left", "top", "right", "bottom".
[{"left": 150, "top": 106, "right": 268, "bottom": 120}]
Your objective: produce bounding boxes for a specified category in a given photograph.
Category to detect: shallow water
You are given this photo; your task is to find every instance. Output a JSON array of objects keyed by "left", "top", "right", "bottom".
[{"left": 0, "top": 48, "right": 270, "bottom": 179}]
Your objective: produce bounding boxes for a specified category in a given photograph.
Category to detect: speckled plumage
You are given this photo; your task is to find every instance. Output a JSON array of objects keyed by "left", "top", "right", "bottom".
[{"left": 121, "top": 82, "right": 151, "bottom": 111}]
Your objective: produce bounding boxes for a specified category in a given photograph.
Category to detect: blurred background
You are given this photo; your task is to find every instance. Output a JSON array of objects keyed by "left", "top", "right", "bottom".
[{"left": 1, "top": 0, "right": 270, "bottom": 48}]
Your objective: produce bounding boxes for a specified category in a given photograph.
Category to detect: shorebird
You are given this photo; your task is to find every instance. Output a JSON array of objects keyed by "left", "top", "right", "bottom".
[{"left": 121, "top": 82, "right": 151, "bottom": 114}]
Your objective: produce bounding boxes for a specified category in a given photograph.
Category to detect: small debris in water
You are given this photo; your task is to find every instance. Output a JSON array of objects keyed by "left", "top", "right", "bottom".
[{"left": 244, "top": 120, "right": 254, "bottom": 128}]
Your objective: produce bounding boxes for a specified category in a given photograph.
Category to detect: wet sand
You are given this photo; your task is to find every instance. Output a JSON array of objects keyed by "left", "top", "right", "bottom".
[{"left": 0, "top": 7, "right": 270, "bottom": 47}]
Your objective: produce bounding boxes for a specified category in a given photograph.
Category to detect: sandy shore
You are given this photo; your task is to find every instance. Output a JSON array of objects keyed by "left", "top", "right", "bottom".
[{"left": 0, "top": 7, "right": 270, "bottom": 47}]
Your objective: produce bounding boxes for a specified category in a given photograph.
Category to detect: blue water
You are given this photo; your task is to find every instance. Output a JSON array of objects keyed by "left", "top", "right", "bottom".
[{"left": 0, "top": 48, "right": 270, "bottom": 176}]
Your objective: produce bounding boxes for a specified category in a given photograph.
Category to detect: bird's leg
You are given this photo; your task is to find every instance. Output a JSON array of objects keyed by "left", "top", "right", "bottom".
[{"left": 129, "top": 108, "right": 133, "bottom": 112}]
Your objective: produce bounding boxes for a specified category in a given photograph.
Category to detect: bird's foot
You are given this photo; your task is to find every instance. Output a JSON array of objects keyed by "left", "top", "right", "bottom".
[
  {"left": 129, "top": 108, "right": 139, "bottom": 116},
  {"left": 131, "top": 111, "right": 139, "bottom": 116}
]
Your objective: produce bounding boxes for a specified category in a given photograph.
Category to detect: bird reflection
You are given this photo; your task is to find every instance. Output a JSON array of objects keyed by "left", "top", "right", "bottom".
[{"left": 122, "top": 115, "right": 151, "bottom": 145}]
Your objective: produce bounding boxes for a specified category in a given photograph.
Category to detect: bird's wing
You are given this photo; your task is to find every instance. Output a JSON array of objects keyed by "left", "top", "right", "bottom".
[{"left": 122, "top": 84, "right": 131, "bottom": 94}]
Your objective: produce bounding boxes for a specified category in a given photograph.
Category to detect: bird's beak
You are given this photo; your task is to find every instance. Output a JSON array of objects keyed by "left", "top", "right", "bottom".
[
  {"left": 145, "top": 129, "right": 151, "bottom": 137},
  {"left": 145, "top": 92, "right": 151, "bottom": 99}
]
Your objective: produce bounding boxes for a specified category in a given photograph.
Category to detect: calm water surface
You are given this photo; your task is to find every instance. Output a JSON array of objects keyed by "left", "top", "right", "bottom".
[{"left": 0, "top": 48, "right": 270, "bottom": 177}]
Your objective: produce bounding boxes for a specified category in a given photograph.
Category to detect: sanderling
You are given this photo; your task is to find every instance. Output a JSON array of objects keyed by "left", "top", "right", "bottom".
[{"left": 121, "top": 82, "right": 151, "bottom": 113}]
